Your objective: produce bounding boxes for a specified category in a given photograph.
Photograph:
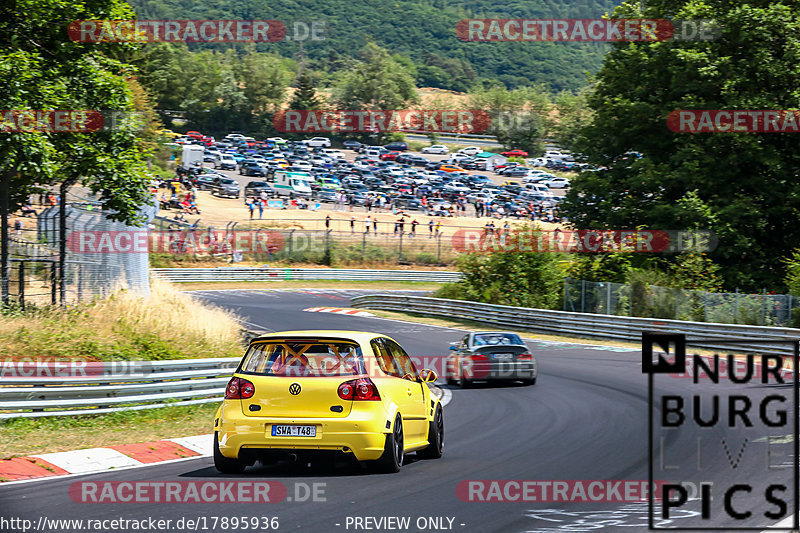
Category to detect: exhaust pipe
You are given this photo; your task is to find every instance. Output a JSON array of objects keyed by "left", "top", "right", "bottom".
[{"left": 288, "top": 453, "right": 298, "bottom": 462}]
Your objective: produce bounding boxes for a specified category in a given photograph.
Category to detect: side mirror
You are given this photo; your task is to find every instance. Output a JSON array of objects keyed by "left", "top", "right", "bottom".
[
  {"left": 449, "top": 345, "right": 457, "bottom": 351},
  {"left": 419, "top": 369, "right": 438, "bottom": 383}
]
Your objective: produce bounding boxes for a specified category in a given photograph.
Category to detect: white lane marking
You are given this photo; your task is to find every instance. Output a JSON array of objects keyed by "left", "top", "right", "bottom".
[
  {"left": 303, "top": 307, "right": 375, "bottom": 317},
  {"left": 0, "top": 455, "right": 209, "bottom": 487},
  {"left": 169, "top": 434, "right": 214, "bottom": 456},
  {"left": 31, "top": 448, "right": 142, "bottom": 474}
]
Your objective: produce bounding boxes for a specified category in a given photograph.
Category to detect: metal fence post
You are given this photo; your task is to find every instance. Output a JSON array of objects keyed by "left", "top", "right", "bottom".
[
  {"left": 398, "top": 232, "right": 403, "bottom": 264},
  {"left": 288, "top": 229, "right": 294, "bottom": 259},
  {"left": 580, "top": 279, "right": 586, "bottom": 313},
  {"left": 789, "top": 294, "right": 794, "bottom": 327},
  {"left": 437, "top": 234, "right": 442, "bottom": 264},
  {"left": 607, "top": 282, "right": 612, "bottom": 315},
  {"left": 50, "top": 262, "right": 57, "bottom": 306},
  {"left": 563, "top": 278, "right": 568, "bottom": 311},
  {"left": 18, "top": 262, "right": 24, "bottom": 310},
  {"left": 761, "top": 288, "right": 767, "bottom": 326},
  {"left": 362, "top": 232, "right": 366, "bottom": 261},
  {"left": 734, "top": 288, "right": 739, "bottom": 324},
  {"left": 703, "top": 291, "right": 708, "bottom": 322}
]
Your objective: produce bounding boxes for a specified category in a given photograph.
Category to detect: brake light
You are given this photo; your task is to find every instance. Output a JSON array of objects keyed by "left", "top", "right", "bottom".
[
  {"left": 225, "top": 377, "right": 255, "bottom": 399},
  {"left": 467, "top": 354, "right": 488, "bottom": 361},
  {"left": 518, "top": 353, "right": 533, "bottom": 360},
  {"left": 338, "top": 378, "right": 381, "bottom": 401}
]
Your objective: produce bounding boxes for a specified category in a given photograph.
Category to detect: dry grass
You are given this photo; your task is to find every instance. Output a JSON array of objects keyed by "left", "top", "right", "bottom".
[{"left": 0, "top": 279, "right": 244, "bottom": 361}]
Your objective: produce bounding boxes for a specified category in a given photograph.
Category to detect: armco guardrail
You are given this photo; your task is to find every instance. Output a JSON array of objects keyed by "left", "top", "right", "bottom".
[
  {"left": 151, "top": 268, "right": 462, "bottom": 283},
  {"left": 0, "top": 357, "right": 240, "bottom": 419},
  {"left": 350, "top": 295, "right": 800, "bottom": 356}
]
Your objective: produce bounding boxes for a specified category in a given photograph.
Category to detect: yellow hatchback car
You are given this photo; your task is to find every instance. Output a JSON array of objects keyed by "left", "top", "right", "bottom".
[{"left": 213, "top": 331, "right": 444, "bottom": 473}]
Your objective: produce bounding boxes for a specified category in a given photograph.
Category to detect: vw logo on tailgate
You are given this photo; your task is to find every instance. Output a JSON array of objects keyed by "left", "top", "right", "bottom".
[{"left": 289, "top": 382, "right": 302, "bottom": 395}]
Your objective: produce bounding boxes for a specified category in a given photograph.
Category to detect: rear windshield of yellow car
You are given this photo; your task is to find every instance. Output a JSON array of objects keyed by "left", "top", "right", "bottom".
[{"left": 238, "top": 340, "right": 366, "bottom": 377}]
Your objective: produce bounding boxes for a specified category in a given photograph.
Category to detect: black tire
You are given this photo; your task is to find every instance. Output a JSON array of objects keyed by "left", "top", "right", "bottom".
[
  {"left": 372, "top": 414, "right": 403, "bottom": 473},
  {"left": 522, "top": 377, "right": 537, "bottom": 386},
  {"left": 446, "top": 376, "right": 457, "bottom": 386},
  {"left": 459, "top": 365, "right": 472, "bottom": 389},
  {"left": 417, "top": 405, "right": 444, "bottom": 459},
  {"left": 213, "top": 432, "right": 245, "bottom": 474}
]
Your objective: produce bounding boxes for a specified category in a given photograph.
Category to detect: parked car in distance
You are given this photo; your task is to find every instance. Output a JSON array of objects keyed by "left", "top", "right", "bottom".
[
  {"left": 243, "top": 181, "right": 272, "bottom": 198},
  {"left": 501, "top": 149, "right": 529, "bottom": 158},
  {"left": 457, "top": 146, "right": 482, "bottom": 156},
  {"left": 342, "top": 140, "right": 363, "bottom": 150},
  {"left": 384, "top": 141, "right": 409, "bottom": 151},
  {"left": 304, "top": 137, "right": 332, "bottom": 148},
  {"left": 422, "top": 145, "right": 449, "bottom": 154},
  {"left": 209, "top": 177, "right": 241, "bottom": 198}
]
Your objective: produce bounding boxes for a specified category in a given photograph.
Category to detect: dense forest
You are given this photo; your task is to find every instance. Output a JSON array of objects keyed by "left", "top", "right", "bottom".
[{"left": 129, "top": 0, "right": 616, "bottom": 91}]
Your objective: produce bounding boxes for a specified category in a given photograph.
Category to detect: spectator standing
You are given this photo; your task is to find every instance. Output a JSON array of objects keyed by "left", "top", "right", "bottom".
[
  {"left": 410, "top": 219, "right": 418, "bottom": 237},
  {"left": 373, "top": 217, "right": 378, "bottom": 234},
  {"left": 428, "top": 218, "right": 434, "bottom": 238},
  {"left": 325, "top": 214, "right": 331, "bottom": 230},
  {"left": 364, "top": 215, "right": 372, "bottom": 233},
  {"left": 350, "top": 216, "right": 356, "bottom": 233}
]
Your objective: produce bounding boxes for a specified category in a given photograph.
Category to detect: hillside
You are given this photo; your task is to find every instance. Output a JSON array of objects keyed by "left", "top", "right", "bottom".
[{"left": 129, "top": 0, "right": 618, "bottom": 91}]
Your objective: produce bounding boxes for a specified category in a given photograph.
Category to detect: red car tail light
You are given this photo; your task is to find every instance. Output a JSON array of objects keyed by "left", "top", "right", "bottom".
[
  {"left": 338, "top": 378, "right": 381, "bottom": 401},
  {"left": 225, "top": 377, "right": 255, "bottom": 399},
  {"left": 467, "top": 353, "right": 488, "bottom": 361},
  {"left": 518, "top": 353, "right": 533, "bottom": 360}
]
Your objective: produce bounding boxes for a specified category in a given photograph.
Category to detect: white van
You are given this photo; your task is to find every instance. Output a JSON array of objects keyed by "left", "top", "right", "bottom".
[
  {"left": 273, "top": 170, "right": 312, "bottom": 198},
  {"left": 214, "top": 153, "right": 237, "bottom": 170}
]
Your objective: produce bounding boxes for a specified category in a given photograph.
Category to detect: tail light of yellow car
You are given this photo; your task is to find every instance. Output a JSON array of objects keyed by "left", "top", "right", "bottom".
[
  {"left": 225, "top": 377, "right": 255, "bottom": 399},
  {"left": 338, "top": 378, "right": 381, "bottom": 401}
]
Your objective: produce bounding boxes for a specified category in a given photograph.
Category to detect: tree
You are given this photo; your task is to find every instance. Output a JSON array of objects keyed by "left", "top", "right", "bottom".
[
  {"left": 561, "top": 0, "right": 800, "bottom": 291},
  {"left": 0, "top": 0, "right": 155, "bottom": 304},
  {"left": 332, "top": 42, "right": 419, "bottom": 111},
  {"left": 468, "top": 85, "right": 551, "bottom": 154},
  {"left": 551, "top": 90, "right": 594, "bottom": 152},
  {"left": 289, "top": 70, "right": 324, "bottom": 111},
  {"left": 435, "top": 228, "right": 564, "bottom": 309}
]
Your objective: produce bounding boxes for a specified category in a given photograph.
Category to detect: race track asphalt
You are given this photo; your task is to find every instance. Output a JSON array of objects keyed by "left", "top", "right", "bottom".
[{"left": 0, "top": 289, "right": 793, "bottom": 532}]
